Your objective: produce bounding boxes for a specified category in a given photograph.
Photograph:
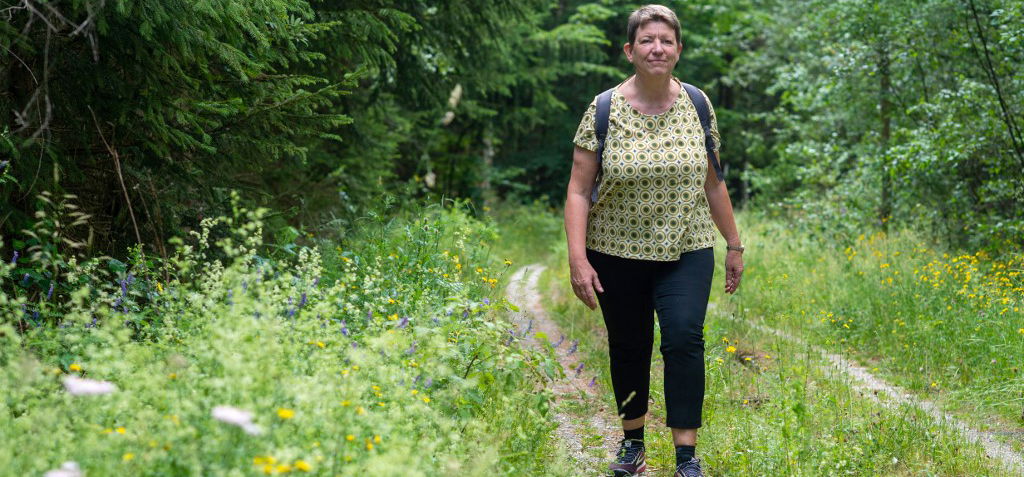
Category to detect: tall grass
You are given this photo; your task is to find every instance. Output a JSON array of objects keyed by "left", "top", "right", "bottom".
[
  {"left": 738, "top": 212, "right": 1024, "bottom": 434},
  {"left": 0, "top": 198, "right": 568, "bottom": 476},
  {"left": 528, "top": 209, "right": 1021, "bottom": 475}
]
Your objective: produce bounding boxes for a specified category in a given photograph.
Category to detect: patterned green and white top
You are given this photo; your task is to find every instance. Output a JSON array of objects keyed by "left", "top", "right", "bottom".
[{"left": 573, "top": 77, "right": 721, "bottom": 261}]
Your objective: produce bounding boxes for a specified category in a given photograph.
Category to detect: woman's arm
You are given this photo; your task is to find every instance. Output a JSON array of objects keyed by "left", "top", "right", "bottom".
[
  {"left": 704, "top": 151, "right": 744, "bottom": 294},
  {"left": 564, "top": 145, "right": 604, "bottom": 309}
]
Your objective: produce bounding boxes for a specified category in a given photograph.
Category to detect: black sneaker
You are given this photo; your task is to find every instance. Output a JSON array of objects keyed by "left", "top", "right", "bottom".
[
  {"left": 608, "top": 438, "right": 646, "bottom": 476},
  {"left": 674, "top": 457, "right": 705, "bottom": 477}
]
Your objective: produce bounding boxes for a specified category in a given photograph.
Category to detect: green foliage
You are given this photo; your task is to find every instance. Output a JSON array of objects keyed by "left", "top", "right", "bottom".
[{"left": 0, "top": 200, "right": 568, "bottom": 475}]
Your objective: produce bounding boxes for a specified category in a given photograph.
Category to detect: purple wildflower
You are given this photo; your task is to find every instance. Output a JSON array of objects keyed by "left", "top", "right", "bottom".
[
  {"left": 522, "top": 319, "right": 533, "bottom": 336},
  {"left": 574, "top": 362, "right": 585, "bottom": 376},
  {"left": 242, "top": 280, "right": 248, "bottom": 292},
  {"left": 413, "top": 375, "right": 422, "bottom": 383},
  {"left": 589, "top": 377, "right": 596, "bottom": 387},
  {"left": 126, "top": 273, "right": 135, "bottom": 285},
  {"left": 21, "top": 273, "right": 29, "bottom": 285},
  {"left": 10, "top": 251, "right": 18, "bottom": 264},
  {"left": 299, "top": 292, "right": 307, "bottom": 308},
  {"left": 424, "top": 377, "right": 433, "bottom": 388},
  {"left": 432, "top": 317, "right": 439, "bottom": 324},
  {"left": 287, "top": 308, "right": 296, "bottom": 318},
  {"left": 405, "top": 341, "right": 417, "bottom": 355},
  {"left": 567, "top": 339, "right": 578, "bottom": 355},
  {"left": 396, "top": 316, "right": 409, "bottom": 328},
  {"left": 462, "top": 310, "right": 469, "bottom": 319},
  {"left": 351, "top": 341, "right": 358, "bottom": 349},
  {"left": 552, "top": 334, "right": 565, "bottom": 347},
  {"left": 312, "top": 277, "right": 320, "bottom": 287},
  {"left": 340, "top": 320, "right": 349, "bottom": 336},
  {"left": 32, "top": 310, "right": 39, "bottom": 321},
  {"left": 226, "top": 290, "right": 234, "bottom": 305},
  {"left": 366, "top": 309, "right": 373, "bottom": 321},
  {"left": 446, "top": 309, "right": 453, "bottom": 316},
  {"left": 47, "top": 282, "right": 54, "bottom": 300},
  {"left": 120, "top": 279, "right": 127, "bottom": 296},
  {"left": 483, "top": 298, "right": 490, "bottom": 305},
  {"left": 113, "top": 297, "right": 122, "bottom": 308}
]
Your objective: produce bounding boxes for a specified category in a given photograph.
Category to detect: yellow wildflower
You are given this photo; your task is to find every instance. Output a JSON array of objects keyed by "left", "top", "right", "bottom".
[
  {"left": 116, "top": 427, "right": 126, "bottom": 434},
  {"left": 346, "top": 434, "right": 355, "bottom": 441},
  {"left": 122, "top": 453, "right": 134, "bottom": 462},
  {"left": 340, "top": 400, "right": 351, "bottom": 407},
  {"left": 275, "top": 464, "right": 291, "bottom": 473},
  {"left": 504, "top": 259, "right": 513, "bottom": 266},
  {"left": 294, "top": 460, "right": 312, "bottom": 472},
  {"left": 156, "top": 282, "right": 163, "bottom": 293},
  {"left": 725, "top": 346, "right": 737, "bottom": 353},
  {"left": 374, "top": 435, "right": 382, "bottom": 443},
  {"left": 69, "top": 363, "right": 82, "bottom": 372},
  {"left": 277, "top": 408, "right": 295, "bottom": 419}
]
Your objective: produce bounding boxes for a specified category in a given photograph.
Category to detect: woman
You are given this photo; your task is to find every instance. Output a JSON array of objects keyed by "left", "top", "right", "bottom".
[{"left": 563, "top": 5, "right": 744, "bottom": 477}]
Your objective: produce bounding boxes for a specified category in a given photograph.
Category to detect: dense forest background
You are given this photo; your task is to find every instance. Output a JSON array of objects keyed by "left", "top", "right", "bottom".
[{"left": 3, "top": 0, "right": 1023, "bottom": 261}]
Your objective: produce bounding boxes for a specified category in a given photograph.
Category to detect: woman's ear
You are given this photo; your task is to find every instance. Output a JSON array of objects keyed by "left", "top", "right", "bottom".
[{"left": 623, "top": 42, "right": 633, "bottom": 62}]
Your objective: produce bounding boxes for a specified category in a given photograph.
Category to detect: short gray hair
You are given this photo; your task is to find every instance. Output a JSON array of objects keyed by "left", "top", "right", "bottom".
[{"left": 626, "top": 5, "right": 681, "bottom": 46}]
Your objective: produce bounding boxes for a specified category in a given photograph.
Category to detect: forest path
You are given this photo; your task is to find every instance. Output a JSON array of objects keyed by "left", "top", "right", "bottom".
[
  {"left": 506, "top": 264, "right": 635, "bottom": 475},
  {"left": 715, "top": 305, "right": 1024, "bottom": 475}
]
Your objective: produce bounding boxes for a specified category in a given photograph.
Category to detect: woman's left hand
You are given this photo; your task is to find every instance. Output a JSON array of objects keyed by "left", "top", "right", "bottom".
[{"left": 725, "top": 250, "right": 744, "bottom": 294}]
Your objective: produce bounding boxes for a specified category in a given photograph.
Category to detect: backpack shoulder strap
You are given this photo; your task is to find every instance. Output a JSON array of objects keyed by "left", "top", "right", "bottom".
[
  {"left": 591, "top": 87, "right": 615, "bottom": 203},
  {"left": 594, "top": 87, "right": 615, "bottom": 163},
  {"left": 681, "top": 82, "right": 724, "bottom": 182}
]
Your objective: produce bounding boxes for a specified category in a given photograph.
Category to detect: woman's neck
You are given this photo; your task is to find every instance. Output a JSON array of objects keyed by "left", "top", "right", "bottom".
[{"left": 629, "top": 72, "right": 677, "bottom": 104}]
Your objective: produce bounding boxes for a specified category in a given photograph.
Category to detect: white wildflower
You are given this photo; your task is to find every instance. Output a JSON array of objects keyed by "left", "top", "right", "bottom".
[
  {"left": 62, "top": 376, "right": 117, "bottom": 396},
  {"left": 211, "top": 405, "right": 263, "bottom": 435},
  {"left": 44, "top": 461, "right": 83, "bottom": 477}
]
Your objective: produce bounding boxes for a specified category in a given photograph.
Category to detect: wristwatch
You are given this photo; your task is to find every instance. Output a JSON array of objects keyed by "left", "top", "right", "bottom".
[{"left": 726, "top": 244, "right": 745, "bottom": 253}]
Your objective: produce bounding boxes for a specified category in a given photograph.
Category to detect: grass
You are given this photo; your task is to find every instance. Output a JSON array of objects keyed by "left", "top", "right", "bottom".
[
  {"left": 0, "top": 200, "right": 571, "bottom": 476},
  {"left": 527, "top": 208, "right": 1021, "bottom": 476}
]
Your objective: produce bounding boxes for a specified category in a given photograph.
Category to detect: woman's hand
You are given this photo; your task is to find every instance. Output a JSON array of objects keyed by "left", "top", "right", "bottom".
[
  {"left": 569, "top": 257, "right": 604, "bottom": 310},
  {"left": 725, "top": 250, "right": 744, "bottom": 294}
]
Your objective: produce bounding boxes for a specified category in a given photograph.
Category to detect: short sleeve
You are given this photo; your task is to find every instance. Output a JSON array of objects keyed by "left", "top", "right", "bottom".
[
  {"left": 701, "top": 89, "right": 721, "bottom": 154},
  {"left": 572, "top": 98, "right": 599, "bottom": 152}
]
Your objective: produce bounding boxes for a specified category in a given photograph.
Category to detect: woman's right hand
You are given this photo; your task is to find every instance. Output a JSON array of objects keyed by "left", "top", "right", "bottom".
[{"left": 569, "top": 257, "right": 604, "bottom": 310}]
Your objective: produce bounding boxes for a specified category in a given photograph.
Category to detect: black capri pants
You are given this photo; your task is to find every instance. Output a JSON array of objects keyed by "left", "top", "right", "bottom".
[{"left": 586, "top": 246, "right": 714, "bottom": 429}]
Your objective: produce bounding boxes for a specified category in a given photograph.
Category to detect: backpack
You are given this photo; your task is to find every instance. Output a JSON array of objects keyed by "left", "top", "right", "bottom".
[{"left": 591, "top": 83, "right": 723, "bottom": 203}]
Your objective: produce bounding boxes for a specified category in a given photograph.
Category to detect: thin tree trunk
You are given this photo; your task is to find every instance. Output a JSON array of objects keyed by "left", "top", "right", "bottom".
[{"left": 879, "top": 42, "right": 893, "bottom": 231}]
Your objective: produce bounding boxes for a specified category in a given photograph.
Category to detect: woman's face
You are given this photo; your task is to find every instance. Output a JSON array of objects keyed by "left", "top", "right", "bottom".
[{"left": 624, "top": 21, "right": 681, "bottom": 77}]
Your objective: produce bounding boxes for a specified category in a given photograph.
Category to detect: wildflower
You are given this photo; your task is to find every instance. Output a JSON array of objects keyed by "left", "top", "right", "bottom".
[
  {"left": 346, "top": 434, "right": 355, "bottom": 441},
  {"left": 63, "top": 375, "right": 116, "bottom": 396},
  {"left": 21, "top": 273, "right": 29, "bottom": 285},
  {"left": 47, "top": 282, "right": 54, "bottom": 300},
  {"left": 405, "top": 341, "right": 417, "bottom": 355},
  {"left": 504, "top": 259, "right": 512, "bottom": 266},
  {"left": 10, "top": 251, "right": 18, "bottom": 264},
  {"left": 422, "top": 396, "right": 431, "bottom": 403},
  {"left": 116, "top": 427, "right": 126, "bottom": 434},
  {"left": 277, "top": 408, "right": 295, "bottom": 419},
  {"left": 483, "top": 298, "right": 491, "bottom": 305},
  {"left": 294, "top": 460, "right": 312, "bottom": 472},
  {"left": 715, "top": 358, "right": 724, "bottom": 363},
  {"left": 156, "top": 282, "right": 163, "bottom": 293},
  {"left": 574, "top": 362, "right": 584, "bottom": 376},
  {"left": 120, "top": 279, "right": 128, "bottom": 296},
  {"left": 211, "top": 405, "right": 263, "bottom": 435},
  {"left": 567, "top": 339, "right": 578, "bottom": 355},
  {"left": 316, "top": 341, "right": 325, "bottom": 349},
  {"left": 356, "top": 406, "right": 366, "bottom": 415},
  {"left": 69, "top": 363, "right": 82, "bottom": 372},
  {"left": 366, "top": 440, "right": 374, "bottom": 451},
  {"left": 122, "top": 453, "right": 134, "bottom": 462},
  {"left": 43, "top": 462, "right": 82, "bottom": 477},
  {"left": 299, "top": 293, "right": 307, "bottom": 308},
  {"left": 726, "top": 346, "right": 737, "bottom": 353},
  {"left": 275, "top": 464, "right": 292, "bottom": 473},
  {"left": 589, "top": 377, "right": 596, "bottom": 387},
  {"left": 253, "top": 456, "right": 275, "bottom": 465},
  {"left": 374, "top": 435, "right": 381, "bottom": 443},
  {"left": 340, "top": 400, "right": 351, "bottom": 406},
  {"left": 340, "top": 319, "right": 350, "bottom": 336},
  {"left": 551, "top": 334, "right": 565, "bottom": 347}
]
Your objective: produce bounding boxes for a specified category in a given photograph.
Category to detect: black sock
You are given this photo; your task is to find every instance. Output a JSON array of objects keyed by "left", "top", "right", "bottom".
[
  {"left": 675, "top": 445, "right": 696, "bottom": 466},
  {"left": 623, "top": 426, "right": 644, "bottom": 442}
]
